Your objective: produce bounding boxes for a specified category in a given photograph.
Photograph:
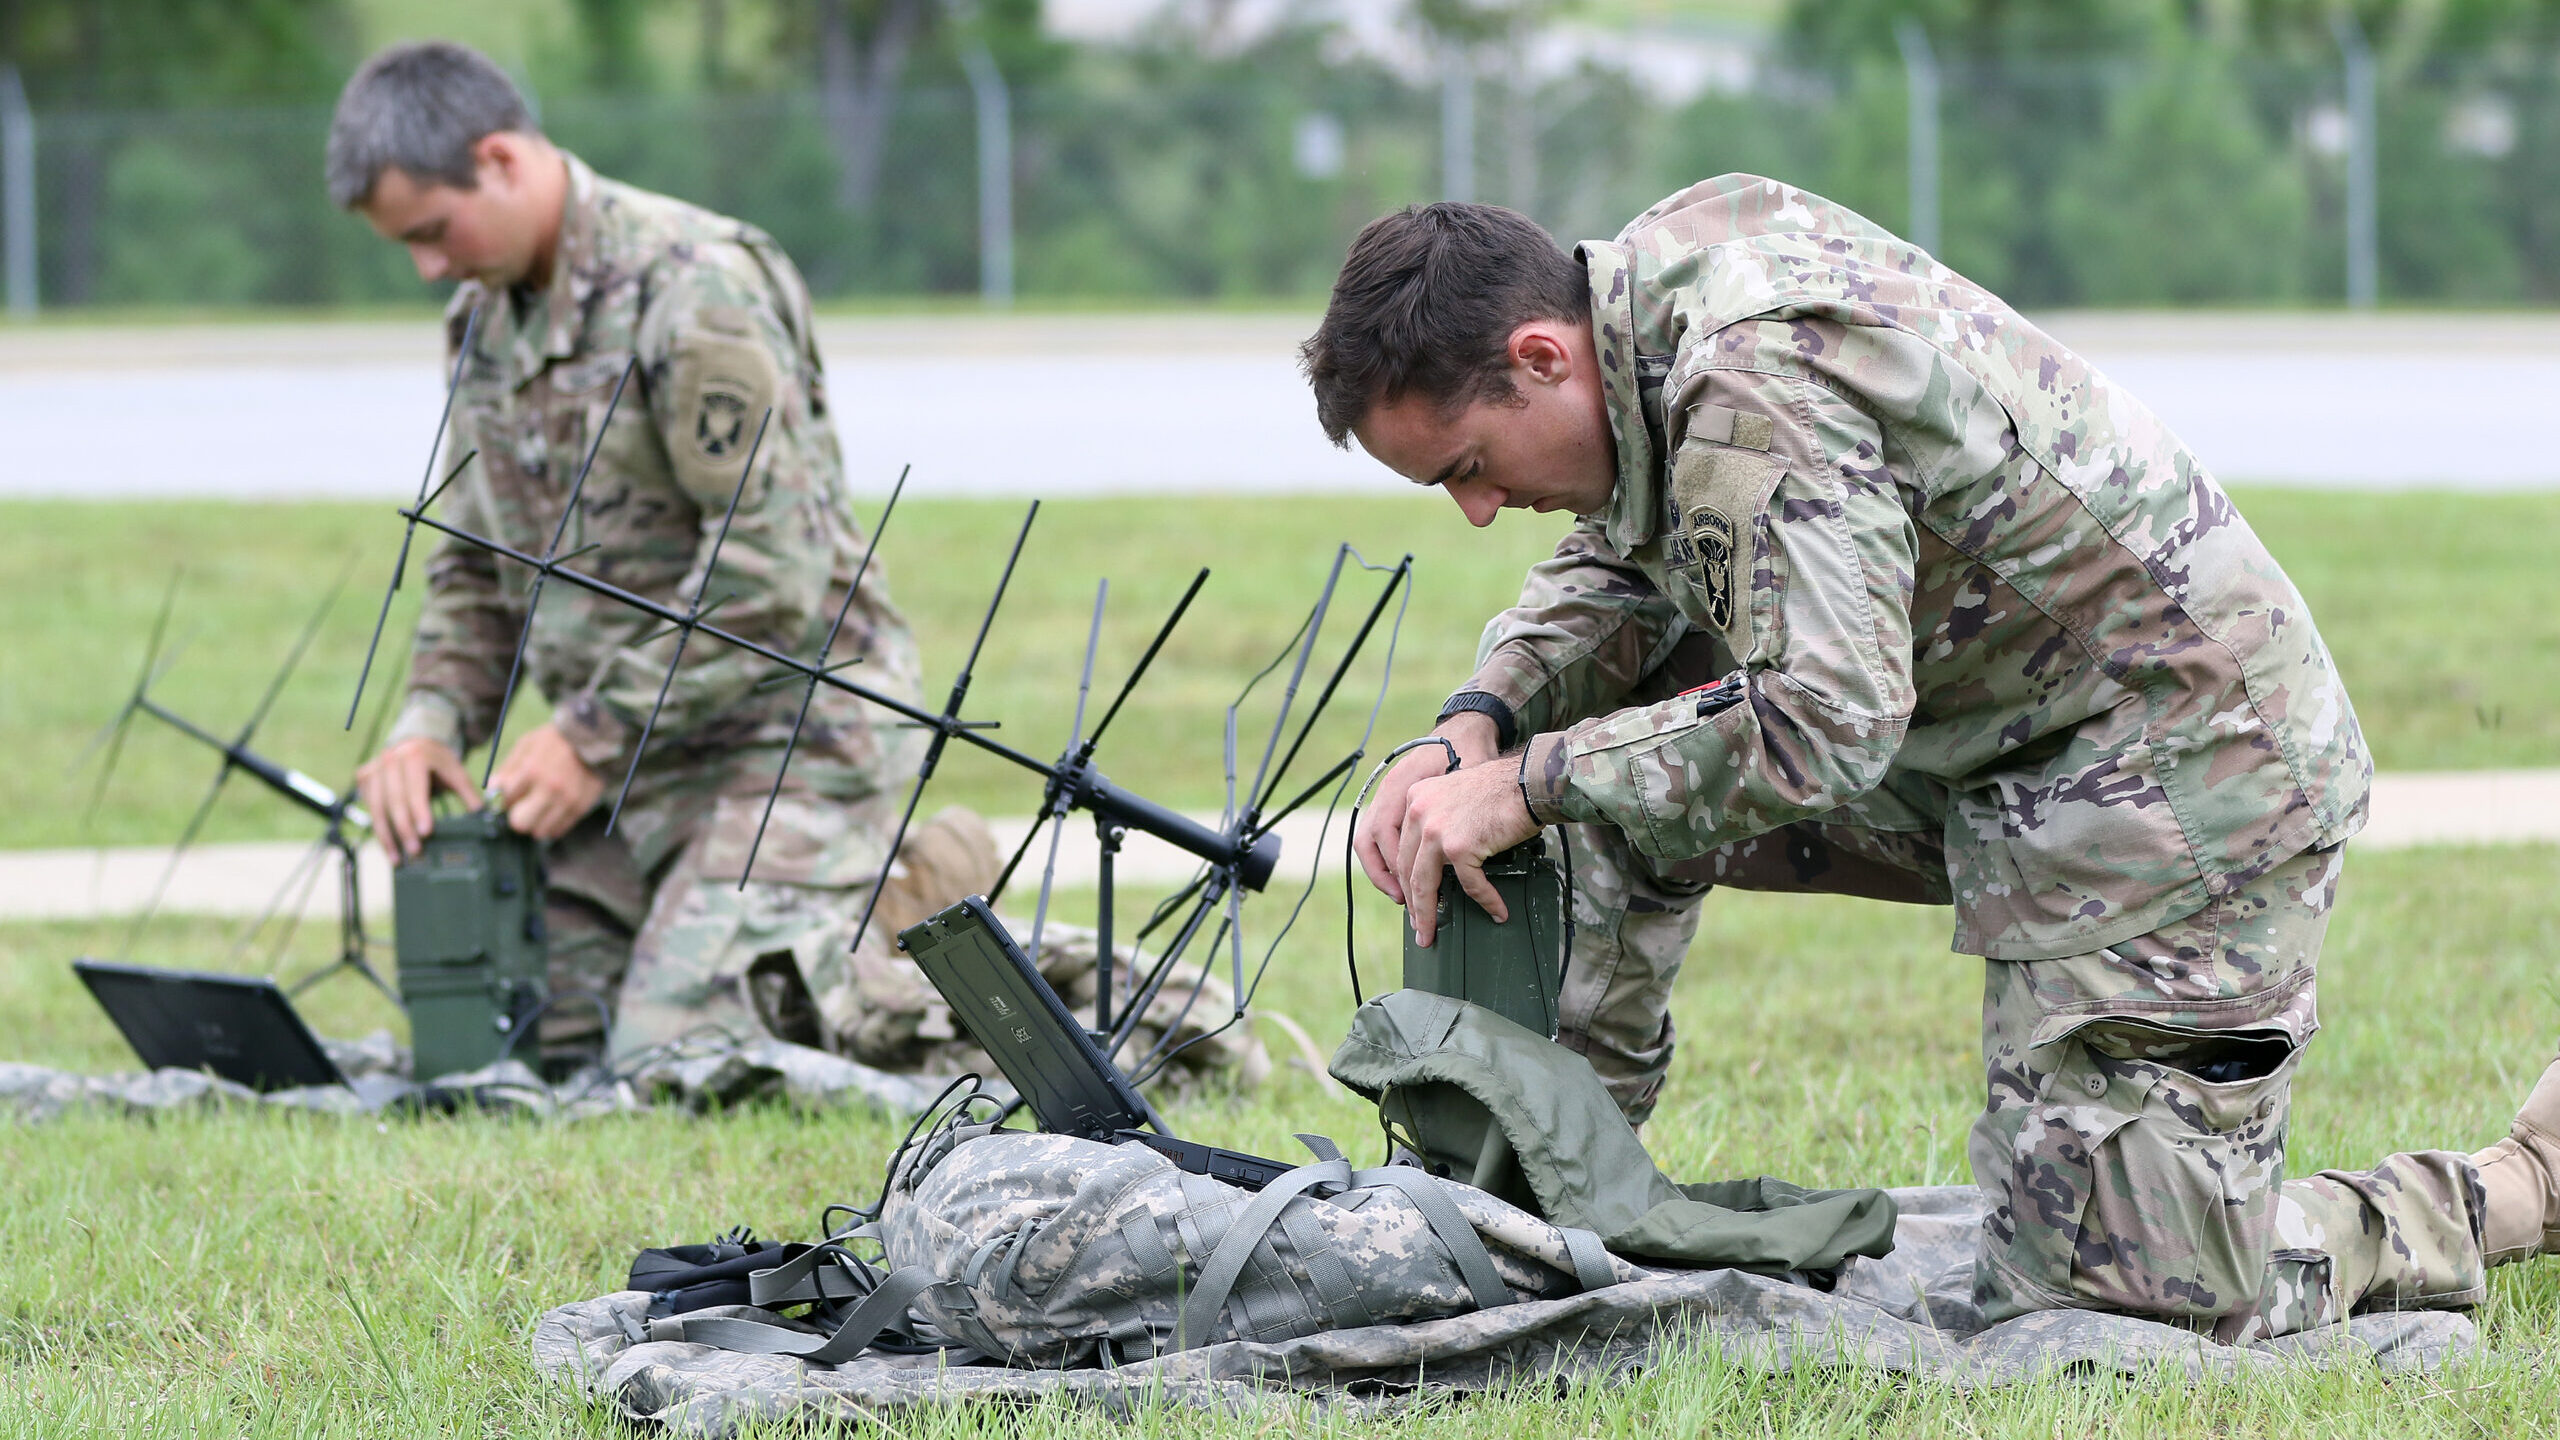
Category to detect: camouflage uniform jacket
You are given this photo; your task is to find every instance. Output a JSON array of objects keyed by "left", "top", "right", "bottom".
[
  {"left": 1488, "top": 175, "right": 2368, "bottom": 960},
  {"left": 386, "top": 154, "right": 922, "bottom": 883}
]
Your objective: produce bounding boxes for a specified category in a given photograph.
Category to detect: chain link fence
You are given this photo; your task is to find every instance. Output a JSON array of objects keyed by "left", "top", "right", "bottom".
[{"left": 1, "top": 42, "right": 2555, "bottom": 312}]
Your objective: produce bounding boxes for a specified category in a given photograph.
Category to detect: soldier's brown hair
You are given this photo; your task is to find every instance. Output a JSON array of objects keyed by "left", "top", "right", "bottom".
[
  {"left": 326, "top": 41, "right": 539, "bottom": 208},
  {"left": 1300, "top": 203, "right": 1590, "bottom": 448}
]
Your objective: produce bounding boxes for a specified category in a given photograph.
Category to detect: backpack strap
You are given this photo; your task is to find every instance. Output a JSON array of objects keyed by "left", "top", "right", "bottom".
[
  {"left": 745, "top": 1238, "right": 878, "bottom": 1308},
  {"left": 1276, "top": 1204, "right": 1374, "bottom": 1331},
  {"left": 1557, "top": 1226, "right": 1616, "bottom": 1293},
  {"left": 647, "top": 1264, "right": 940, "bottom": 1366},
  {"left": 1174, "top": 1156, "right": 1351, "bottom": 1350},
  {"left": 1348, "top": 1166, "right": 1514, "bottom": 1314}
]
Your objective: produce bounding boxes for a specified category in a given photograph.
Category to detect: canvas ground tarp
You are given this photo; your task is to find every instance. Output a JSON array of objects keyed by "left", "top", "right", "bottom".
[
  {"left": 532, "top": 1185, "right": 2478, "bottom": 1435},
  {"left": 0, "top": 1033, "right": 953, "bottom": 1123}
]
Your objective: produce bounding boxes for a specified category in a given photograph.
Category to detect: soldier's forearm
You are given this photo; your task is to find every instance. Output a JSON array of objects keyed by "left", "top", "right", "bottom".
[
  {"left": 1520, "top": 671, "right": 1905, "bottom": 853},
  {"left": 1471, "top": 532, "right": 1678, "bottom": 736}
]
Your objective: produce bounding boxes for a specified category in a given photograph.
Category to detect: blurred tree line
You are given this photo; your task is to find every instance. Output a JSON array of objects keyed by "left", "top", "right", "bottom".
[
  {"left": 1734, "top": 0, "right": 2560, "bottom": 303},
  {"left": 1, "top": 0, "right": 2558, "bottom": 307}
]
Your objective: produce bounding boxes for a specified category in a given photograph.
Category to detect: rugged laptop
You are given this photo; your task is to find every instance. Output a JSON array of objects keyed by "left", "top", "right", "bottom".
[
  {"left": 73, "top": 958, "right": 346, "bottom": 1092},
  {"left": 896, "top": 897, "right": 1291, "bottom": 1190}
]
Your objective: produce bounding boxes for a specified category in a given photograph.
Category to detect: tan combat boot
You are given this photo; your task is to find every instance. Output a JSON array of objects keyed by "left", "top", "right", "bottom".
[
  {"left": 868, "top": 806, "right": 1001, "bottom": 941},
  {"left": 2472, "top": 1055, "right": 2560, "bottom": 1265}
]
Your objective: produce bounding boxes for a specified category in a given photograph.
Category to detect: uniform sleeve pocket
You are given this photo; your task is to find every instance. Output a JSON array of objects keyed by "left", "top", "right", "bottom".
[{"left": 1558, "top": 696, "right": 1730, "bottom": 859}]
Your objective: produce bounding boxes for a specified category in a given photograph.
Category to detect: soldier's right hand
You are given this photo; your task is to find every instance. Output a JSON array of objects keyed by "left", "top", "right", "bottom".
[
  {"left": 354, "top": 736, "right": 483, "bottom": 862},
  {"left": 1354, "top": 711, "right": 1501, "bottom": 906}
]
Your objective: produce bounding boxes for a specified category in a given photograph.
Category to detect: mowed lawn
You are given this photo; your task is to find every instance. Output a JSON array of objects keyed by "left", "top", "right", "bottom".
[
  {"left": 3, "top": 846, "right": 2559, "bottom": 1435},
  {"left": 2, "top": 489, "right": 2558, "bottom": 1435},
  {"left": 1, "top": 488, "right": 2556, "bottom": 851}
]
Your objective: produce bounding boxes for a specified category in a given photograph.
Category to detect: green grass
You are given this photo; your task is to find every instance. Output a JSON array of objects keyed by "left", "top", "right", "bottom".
[
  {"left": 0, "top": 494, "right": 1565, "bottom": 850},
  {"left": 4, "top": 844, "right": 2559, "bottom": 1434},
  {"left": 5, "top": 487, "right": 2557, "bottom": 853}
]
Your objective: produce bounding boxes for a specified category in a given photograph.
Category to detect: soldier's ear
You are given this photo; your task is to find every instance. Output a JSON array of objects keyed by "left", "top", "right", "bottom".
[
  {"left": 471, "top": 131, "right": 512, "bottom": 187},
  {"left": 1508, "top": 322, "right": 1574, "bottom": 386},
  {"left": 474, "top": 130, "right": 542, "bottom": 192}
]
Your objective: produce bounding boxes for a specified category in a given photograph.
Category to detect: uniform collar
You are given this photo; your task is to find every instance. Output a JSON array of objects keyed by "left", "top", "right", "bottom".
[
  {"left": 507, "top": 152, "right": 603, "bottom": 383},
  {"left": 1577, "top": 239, "right": 1662, "bottom": 552}
]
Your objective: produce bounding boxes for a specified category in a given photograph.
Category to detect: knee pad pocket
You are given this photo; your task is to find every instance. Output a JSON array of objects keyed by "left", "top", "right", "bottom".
[{"left": 1984, "top": 1017, "right": 2300, "bottom": 1325}]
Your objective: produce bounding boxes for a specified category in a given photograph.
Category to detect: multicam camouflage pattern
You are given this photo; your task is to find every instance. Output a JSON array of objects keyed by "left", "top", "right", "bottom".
[
  {"left": 1430, "top": 175, "right": 2452, "bottom": 1337},
  {"left": 1555, "top": 809, "right": 2482, "bottom": 1336},
  {"left": 1491, "top": 173, "right": 2368, "bottom": 962},
  {"left": 533, "top": 1184, "right": 2477, "bottom": 1434},
  {"left": 878, "top": 1131, "right": 1636, "bottom": 1367},
  {"left": 380, "top": 153, "right": 930, "bottom": 1054},
  {"left": 532, "top": 799, "right": 1265, "bottom": 1087},
  {"left": 1973, "top": 843, "right": 2484, "bottom": 1339},
  {"left": 386, "top": 152, "right": 925, "bottom": 891},
  {"left": 1552, "top": 812, "right": 1947, "bottom": 1123}
]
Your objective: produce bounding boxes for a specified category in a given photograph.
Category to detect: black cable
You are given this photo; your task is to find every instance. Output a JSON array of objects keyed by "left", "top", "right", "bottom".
[
  {"left": 1126, "top": 912, "right": 1233, "bottom": 1087},
  {"left": 1339, "top": 734, "right": 1462, "bottom": 1011},
  {"left": 495, "top": 990, "right": 617, "bottom": 1067},
  {"left": 1128, "top": 553, "right": 1413, "bottom": 1087},
  {"left": 1553, "top": 822, "right": 1574, "bottom": 1020},
  {"left": 853, "top": 1073, "right": 995, "bottom": 1226}
]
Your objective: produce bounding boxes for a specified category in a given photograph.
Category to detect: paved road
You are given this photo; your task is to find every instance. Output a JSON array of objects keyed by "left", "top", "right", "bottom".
[
  {"left": 5, "top": 769, "right": 2553, "bottom": 921},
  {"left": 3, "top": 312, "right": 2556, "bottom": 497}
]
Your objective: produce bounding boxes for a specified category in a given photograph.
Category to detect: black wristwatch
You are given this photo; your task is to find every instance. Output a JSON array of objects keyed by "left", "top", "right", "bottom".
[{"left": 1436, "top": 691, "right": 1519, "bottom": 751}]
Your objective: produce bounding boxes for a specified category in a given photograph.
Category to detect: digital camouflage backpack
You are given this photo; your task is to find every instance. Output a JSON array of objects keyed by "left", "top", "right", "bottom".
[{"left": 645, "top": 1123, "right": 1637, "bottom": 1366}]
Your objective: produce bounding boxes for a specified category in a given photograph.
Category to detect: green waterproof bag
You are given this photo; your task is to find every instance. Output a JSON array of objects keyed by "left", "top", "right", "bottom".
[
  {"left": 393, "top": 809, "right": 547, "bottom": 1082},
  {"left": 1330, "top": 989, "right": 1898, "bottom": 1273}
]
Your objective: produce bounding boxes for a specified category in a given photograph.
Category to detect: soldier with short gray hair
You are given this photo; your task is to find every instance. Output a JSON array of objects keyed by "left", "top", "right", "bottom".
[
  {"left": 332, "top": 41, "right": 993, "bottom": 1069},
  {"left": 1322, "top": 176, "right": 2560, "bottom": 1341}
]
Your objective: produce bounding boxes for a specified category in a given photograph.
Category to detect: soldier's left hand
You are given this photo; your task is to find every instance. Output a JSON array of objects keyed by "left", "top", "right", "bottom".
[
  {"left": 1395, "top": 756, "right": 1540, "bottom": 947},
  {"left": 489, "top": 722, "right": 606, "bottom": 841}
]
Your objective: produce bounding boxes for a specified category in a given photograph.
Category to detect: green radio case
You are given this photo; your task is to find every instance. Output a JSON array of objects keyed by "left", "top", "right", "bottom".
[
  {"left": 392, "top": 809, "right": 548, "bottom": 1082},
  {"left": 1400, "top": 836, "right": 1568, "bottom": 1038}
]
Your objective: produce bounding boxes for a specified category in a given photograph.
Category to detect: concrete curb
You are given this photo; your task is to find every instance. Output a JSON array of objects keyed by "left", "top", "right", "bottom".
[{"left": 3, "top": 770, "right": 2550, "bottom": 923}]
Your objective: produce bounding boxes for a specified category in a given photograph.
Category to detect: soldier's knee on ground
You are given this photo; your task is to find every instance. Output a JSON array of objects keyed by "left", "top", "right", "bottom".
[
  {"left": 870, "top": 807, "right": 1000, "bottom": 940},
  {"left": 539, "top": 891, "right": 633, "bottom": 1060},
  {"left": 1974, "top": 1011, "right": 2302, "bottom": 1331}
]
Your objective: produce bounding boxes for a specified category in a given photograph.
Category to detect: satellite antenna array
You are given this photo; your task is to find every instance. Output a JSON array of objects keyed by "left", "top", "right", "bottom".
[
  {"left": 86, "top": 570, "right": 398, "bottom": 1001},
  {"left": 344, "top": 305, "right": 1413, "bottom": 1110}
]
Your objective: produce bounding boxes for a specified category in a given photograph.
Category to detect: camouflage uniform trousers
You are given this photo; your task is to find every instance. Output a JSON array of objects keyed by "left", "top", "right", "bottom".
[
  {"left": 1553, "top": 816, "right": 2486, "bottom": 1339},
  {"left": 535, "top": 812, "right": 866, "bottom": 1063},
  {"left": 535, "top": 805, "right": 998, "bottom": 1066}
]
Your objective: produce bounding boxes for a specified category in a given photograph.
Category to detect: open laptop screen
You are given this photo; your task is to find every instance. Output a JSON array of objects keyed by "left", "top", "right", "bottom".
[
  {"left": 896, "top": 897, "right": 1150, "bottom": 1143},
  {"left": 74, "top": 958, "right": 345, "bottom": 1092}
]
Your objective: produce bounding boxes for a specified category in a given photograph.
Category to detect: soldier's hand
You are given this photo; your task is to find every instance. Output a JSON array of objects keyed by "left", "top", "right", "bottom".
[
  {"left": 489, "top": 722, "right": 606, "bottom": 842},
  {"left": 355, "top": 736, "right": 480, "bottom": 862},
  {"left": 1355, "top": 712, "right": 1501, "bottom": 905},
  {"left": 1394, "top": 753, "right": 1539, "bottom": 947}
]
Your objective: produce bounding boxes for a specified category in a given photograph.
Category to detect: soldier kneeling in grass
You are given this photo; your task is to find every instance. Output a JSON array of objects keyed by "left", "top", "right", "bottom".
[
  {"left": 327, "top": 42, "right": 997, "bottom": 1071},
  {"left": 1323, "top": 179, "right": 2560, "bottom": 1341}
]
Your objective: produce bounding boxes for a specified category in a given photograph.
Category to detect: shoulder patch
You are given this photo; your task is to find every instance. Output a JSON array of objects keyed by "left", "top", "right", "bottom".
[
  {"left": 675, "top": 336, "right": 781, "bottom": 475},
  {"left": 1668, "top": 438, "right": 1783, "bottom": 636}
]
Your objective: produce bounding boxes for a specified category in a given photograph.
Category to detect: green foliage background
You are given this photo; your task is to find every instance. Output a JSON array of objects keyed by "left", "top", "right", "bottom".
[{"left": 8, "top": 0, "right": 2560, "bottom": 307}]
